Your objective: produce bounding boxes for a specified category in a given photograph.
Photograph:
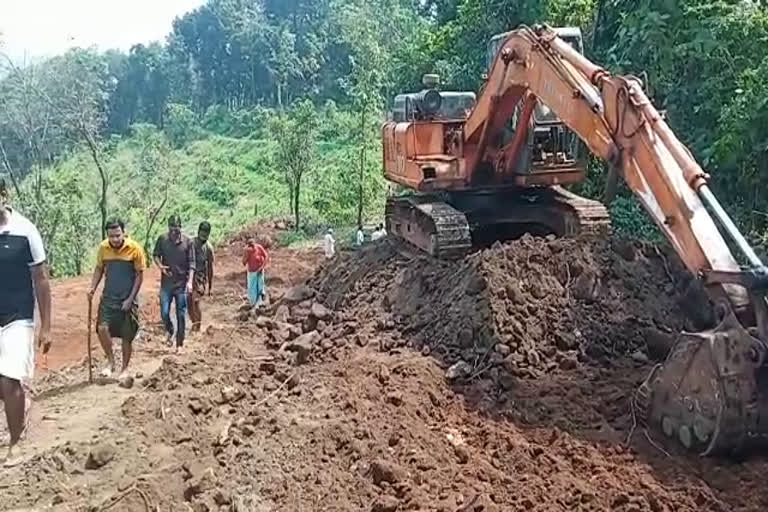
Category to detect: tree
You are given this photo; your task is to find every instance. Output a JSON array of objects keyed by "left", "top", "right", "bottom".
[
  {"left": 270, "top": 99, "right": 318, "bottom": 229},
  {"left": 335, "top": 0, "right": 391, "bottom": 226},
  {"left": 40, "top": 50, "right": 112, "bottom": 236}
]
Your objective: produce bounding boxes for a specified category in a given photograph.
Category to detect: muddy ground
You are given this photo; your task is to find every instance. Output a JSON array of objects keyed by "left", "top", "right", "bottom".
[{"left": 3, "top": 226, "right": 768, "bottom": 512}]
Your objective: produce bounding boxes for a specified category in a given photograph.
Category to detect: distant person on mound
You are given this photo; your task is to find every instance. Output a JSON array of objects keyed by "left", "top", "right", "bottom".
[
  {"left": 88, "top": 218, "right": 146, "bottom": 379},
  {"left": 242, "top": 238, "right": 268, "bottom": 306},
  {"left": 153, "top": 215, "right": 196, "bottom": 353},
  {"left": 0, "top": 180, "right": 52, "bottom": 466},
  {"left": 324, "top": 228, "right": 335, "bottom": 259},
  {"left": 355, "top": 225, "right": 364, "bottom": 248},
  {"left": 189, "top": 221, "right": 214, "bottom": 333},
  {"left": 371, "top": 223, "right": 387, "bottom": 241}
]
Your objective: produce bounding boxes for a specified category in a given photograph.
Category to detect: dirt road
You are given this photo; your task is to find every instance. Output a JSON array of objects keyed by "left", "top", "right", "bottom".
[{"left": 4, "top": 226, "right": 768, "bottom": 511}]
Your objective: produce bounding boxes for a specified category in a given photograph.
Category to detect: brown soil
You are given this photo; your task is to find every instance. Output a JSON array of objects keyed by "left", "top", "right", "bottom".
[{"left": 4, "top": 228, "right": 768, "bottom": 512}]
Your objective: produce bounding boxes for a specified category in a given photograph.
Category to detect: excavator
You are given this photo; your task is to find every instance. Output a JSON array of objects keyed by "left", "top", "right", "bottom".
[{"left": 381, "top": 24, "right": 768, "bottom": 456}]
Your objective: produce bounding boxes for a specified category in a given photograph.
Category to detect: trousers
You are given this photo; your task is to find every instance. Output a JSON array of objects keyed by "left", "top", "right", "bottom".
[{"left": 160, "top": 287, "right": 187, "bottom": 347}]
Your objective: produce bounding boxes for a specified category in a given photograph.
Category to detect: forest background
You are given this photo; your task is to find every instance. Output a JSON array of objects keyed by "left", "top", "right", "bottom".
[{"left": 2, "top": 0, "right": 768, "bottom": 276}]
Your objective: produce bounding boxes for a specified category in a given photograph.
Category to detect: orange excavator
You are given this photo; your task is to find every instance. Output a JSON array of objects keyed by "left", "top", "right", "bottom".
[{"left": 381, "top": 25, "right": 768, "bottom": 456}]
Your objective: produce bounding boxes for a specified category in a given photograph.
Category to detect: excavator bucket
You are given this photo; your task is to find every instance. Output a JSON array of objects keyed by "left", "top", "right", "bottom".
[{"left": 636, "top": 311, "right": 768, "bottom": 455}]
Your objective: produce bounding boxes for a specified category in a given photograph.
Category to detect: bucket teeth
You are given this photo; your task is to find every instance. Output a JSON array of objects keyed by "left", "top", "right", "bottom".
[{"left": 637, "top": 313, "right": 767, "bottom": 456}]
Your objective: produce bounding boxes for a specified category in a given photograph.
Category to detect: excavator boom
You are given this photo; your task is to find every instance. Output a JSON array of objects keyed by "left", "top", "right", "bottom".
[{"left": 382, "top": 24, "right": 768, "bottom": 455}]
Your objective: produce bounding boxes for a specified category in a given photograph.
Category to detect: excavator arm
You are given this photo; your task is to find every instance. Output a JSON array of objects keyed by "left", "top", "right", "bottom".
[
  {"left": 481, "top": 25, "right": 768, "bottom": 455},
  {"left": 471, "top": 25, "right": 767, "bottom": 311}
]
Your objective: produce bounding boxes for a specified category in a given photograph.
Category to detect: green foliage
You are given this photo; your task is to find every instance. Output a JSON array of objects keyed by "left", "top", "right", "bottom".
[
  {"left": 609, "top": 196, "right": 662, "bottom": 242},
  {"left": 5, "top": 0, "right": 768, "bottom": 271},
  {"left": 164, "top": 103, "right": 200, "bottom": 148},
  {"left": 275, "top": 229, "right": 311, "bottom": 248}
]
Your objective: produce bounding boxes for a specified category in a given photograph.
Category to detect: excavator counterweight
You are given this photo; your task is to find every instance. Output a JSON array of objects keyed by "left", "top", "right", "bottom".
[{"left": 381, "top": 24, "right": 768, "bottom": 455}]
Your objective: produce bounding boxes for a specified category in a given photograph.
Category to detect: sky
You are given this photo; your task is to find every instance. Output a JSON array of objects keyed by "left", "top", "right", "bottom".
[{"left": 0, "top": 0, "right": 205, "bottom": 61}]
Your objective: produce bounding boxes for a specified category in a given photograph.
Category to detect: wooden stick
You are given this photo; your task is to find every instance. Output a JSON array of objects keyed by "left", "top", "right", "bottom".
[{"left": 87, "top": 298, "right": 93, "bottom": 383}]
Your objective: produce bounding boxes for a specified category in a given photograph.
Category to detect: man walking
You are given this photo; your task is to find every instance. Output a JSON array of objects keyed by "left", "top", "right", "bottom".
[
  {"left": 242, "top": 238, "right": 268, "bottom": 306},
  {"left": 189, "top": 221, "right": 214, "bottom": 333},
  {"left": 87, "top": 219, "right": 145, "bottom": 378},
  {"left": 153, "top": 215, "right": 195, "bottom": 353},
  {"left": 323, "top": 228, "right": 335, "bottom": 259},
  {"left": 0, "top": 180, "right": 52, "bottom": 464}
]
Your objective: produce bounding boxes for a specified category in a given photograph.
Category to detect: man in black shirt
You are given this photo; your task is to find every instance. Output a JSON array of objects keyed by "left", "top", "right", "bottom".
[
  {"left": 153, "top": 215, "right": 195, "bottom": 352},
  {"left": 189, "top": 221, "right": 214, "bottom": 333},
  {"left": 0, "top": 180, "right": 52, "bottom": 465}
]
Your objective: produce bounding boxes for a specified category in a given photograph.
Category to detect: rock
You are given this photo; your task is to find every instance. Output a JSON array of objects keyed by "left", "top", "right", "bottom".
[
  {"left": 259, "top": 361, "right": 276, "bottom": 375},
  {"left": 286, "top": 373, "right": 301, "bottom": 390},
  {"left": 370, "top": 459, "right": 406, "bottom": 486},
  {"left": 386, "top": 392, "right": 404, "bottom": 407},
  {"left": 613, "top": 239, "right": 637, "bottom": 261},
  {"left": 220, "top": 386, "right": 244, "bottom": 404},
  {"left": 612, "top": 493, "right": 630, "bottom": 507},
  {"left": 631, "top": 350, "right": 650, "bottom": 364},
  {"left": 420, "top": 345, "right": 431, "bottom": 356},
  {"left": 188, "top": 397, "right": 211, "bottom": 415},
  {"left": 118, "top": 375, "right": 134, "bottom": 389},
  {"left": 237, "top": 303, "right": 253, "bottom": 312},
  {"left": 191, "top": 372, "right": 211, "bottom": 387},
  {"left": 555, "top": 333, "right": 578, "bottom": 351},
  {"left": 214, "top": 490, "right": 232, "bottom": 506},
  {"left": 184, "top": 467, "right": 216, "bottom": 501},
  {"left": 446, "top": 361, "right": 472, "bottom": 381},
  {"left": 284, "top": 284, "right": 314, "bottom": 303},
  {"left": 310, "top": 302, "right": 332, "bottom": 321},
  {"left": 275, "top": 304, "right": 291, "bottom": 323},
  {"left": 466, "top": 275, "right": 486, "bottom": 295},
  {"left": 494, "top": 344, "right": 511, "bottom": 357},
  {"left": 286, "top": 331, "right": 320, "bottom": 364},
  {"left": 457, "top": 327, "right": 474, "bottom": 348},
  {"left": 572, "top": 270, "right": 599, "bottom": 301},
  {"left": 378, "top": 366, "right": 391, "bottom": 385},
  {"left": 317, "top": 320, "right": 328, "bottom": 332},
  {"left": 356, "top": 334, "right": 369, "bottom": 347},
  {"left": 320, "top": 338, "right": 334, "bottom": 351},
  {"left": 454, "top": 444, "right": 469, "bottom": 464},
  {"left": 271, "top": 327, "right": 291, "bottom": 345},
  {"left": 371, "top": 496, "right": 400, "bottom": 512},
  {"left": 526, "top": 350, "right": 541, "bottom": 367},
  {"left": 255, "top": 316, "right": 274, "bottom": 329},
  {"left": 559, "top": 353, "right": 578, "bottom": 371},
  {"left": 85, "top": 443, "right": 115, "bottom": 470}
]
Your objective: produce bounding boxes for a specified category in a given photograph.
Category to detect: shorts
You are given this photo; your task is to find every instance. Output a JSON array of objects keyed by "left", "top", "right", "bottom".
[
  {"left": 98, "top": 299, "right": 140, "bottom": 342},
  {"left": 0, "top": 320, "right": 35, "bottom": 381}
]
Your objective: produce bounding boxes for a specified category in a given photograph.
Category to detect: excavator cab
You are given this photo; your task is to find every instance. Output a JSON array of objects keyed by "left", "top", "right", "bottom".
[{"left": 487, "top": 27, "right": 586, "bottom": 184}]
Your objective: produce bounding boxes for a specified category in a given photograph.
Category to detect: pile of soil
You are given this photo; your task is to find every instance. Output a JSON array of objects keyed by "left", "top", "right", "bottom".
[{"left": 311, "top": 235, "right": 712, "bottom": 378}]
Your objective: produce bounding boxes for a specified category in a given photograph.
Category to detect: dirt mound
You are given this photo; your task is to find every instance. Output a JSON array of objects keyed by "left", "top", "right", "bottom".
[{"left": 312, "top": 235, "right": 710, "bottom": 378}]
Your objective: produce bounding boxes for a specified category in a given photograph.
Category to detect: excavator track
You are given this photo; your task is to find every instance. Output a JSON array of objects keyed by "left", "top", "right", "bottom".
[
  {"left": 385, "top": 196, "right": 472, "bottom": 259},
  {"left": 385, "top": 187, "right": 610, "bottom": 258}
]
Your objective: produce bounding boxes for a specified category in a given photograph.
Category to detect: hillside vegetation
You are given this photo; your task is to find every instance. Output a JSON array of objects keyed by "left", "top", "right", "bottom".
[{"left": 2, "top": 0, "right": 768, "bottom": 275}]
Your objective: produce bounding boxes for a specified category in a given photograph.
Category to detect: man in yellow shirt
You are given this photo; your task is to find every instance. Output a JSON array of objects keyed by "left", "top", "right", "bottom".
[{"left": 87, "top": 219, "right": 146, "bottom": 378}]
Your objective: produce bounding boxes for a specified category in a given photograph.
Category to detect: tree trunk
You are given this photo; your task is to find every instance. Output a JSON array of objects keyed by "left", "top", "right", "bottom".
[
  {"left": 144, "top": 188, "right": 169, "bottom": 259},
  {"left": 357, "top": 106, "right": 366, "bottom": 228},
  {"left": 592, "top": 0, "right": 608, "bottom": 53},
  {"left": 293, "top": 178, "right": 301, "bottom": 230},
  {"left": 82, "top": 129, "right": 108, "bottom": 237},
  {"left": 0, "top": 141, "right": 24, "bottom": 199}
]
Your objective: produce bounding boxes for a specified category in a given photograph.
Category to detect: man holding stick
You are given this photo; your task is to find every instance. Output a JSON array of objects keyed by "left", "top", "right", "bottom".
[
  {"left": 0, "top": 180, "right": 52, "bottom": 465},
  {"left": 87, "top": 218, "right": 146, "bottom": 379}
]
